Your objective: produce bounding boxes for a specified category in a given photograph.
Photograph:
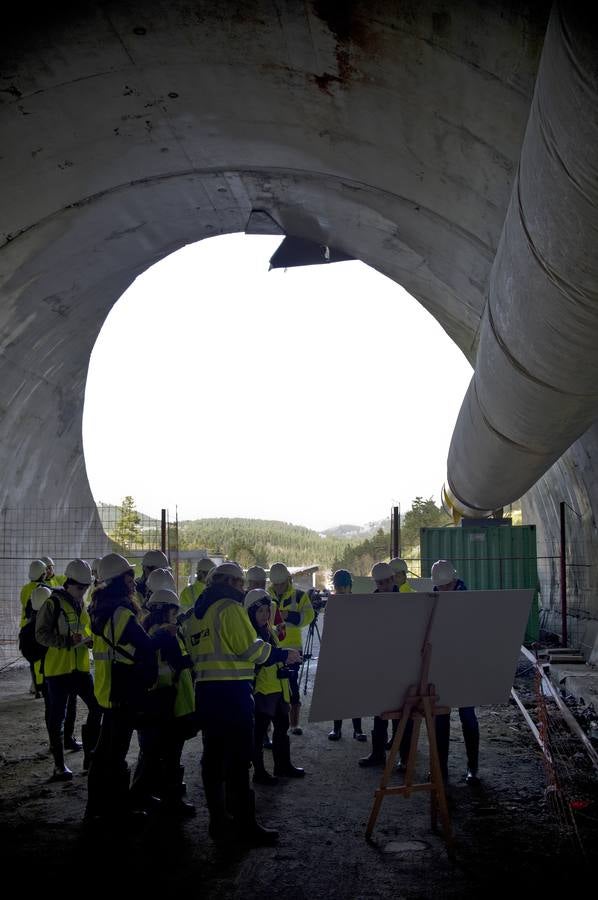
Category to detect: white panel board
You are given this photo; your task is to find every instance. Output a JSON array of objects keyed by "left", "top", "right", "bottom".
[
  {"left": 309, "top": 590, "right": 533, "bottom": 722},
  {"left": 408, "top": 577, "right": 433, "bottom": 591}
]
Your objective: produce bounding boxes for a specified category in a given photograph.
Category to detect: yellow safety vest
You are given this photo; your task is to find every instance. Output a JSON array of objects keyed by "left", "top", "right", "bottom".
[
  {"left": 185, "top": 597, "right": 271, "bottom": 682},
  {"left": 92, "top": 606, "right": 137, "bottom": 709},
  {"left": 146, "top": 625, "right": 195, "bottom": 719},
  {"left": 269, "top": 585, "right": 315, "bottom": 649},
  {"left": 179, "top": 579, "right": 206, "bottom": 613},
  {"left": 43, "top": 593, "right": 92, "bottom": 676},
  {"left": 399, "top": 582, "right": 415, "bottom": 593},
  {"left": 19, "top": 581, "right": 39, "bottom": 628},
  {"left": 255, "top": 625, "right": 290, "bottom": 703}
]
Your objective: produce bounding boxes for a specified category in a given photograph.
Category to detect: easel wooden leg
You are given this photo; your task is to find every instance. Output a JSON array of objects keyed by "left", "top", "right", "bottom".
[
  {"left": 365, "top": 705, "right": 413, "bottom": 839},
  {"left": 422, "top": 696, "right": 455, "bottom": 856}
]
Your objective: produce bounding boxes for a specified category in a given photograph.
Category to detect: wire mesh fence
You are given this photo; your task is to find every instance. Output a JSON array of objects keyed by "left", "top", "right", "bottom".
[{"left": 0, "top": 505, "right": 182, "bottom": 666}]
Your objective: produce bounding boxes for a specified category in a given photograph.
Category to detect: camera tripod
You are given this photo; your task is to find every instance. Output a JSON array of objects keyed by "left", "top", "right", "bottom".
[{"left": 298, "top": 610, "right": 322, "bottom": 695}]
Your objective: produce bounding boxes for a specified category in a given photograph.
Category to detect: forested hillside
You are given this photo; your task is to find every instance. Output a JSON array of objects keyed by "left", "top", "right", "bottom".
[{"left": 177, "top": 517, "right": 356, "bottom": 568}]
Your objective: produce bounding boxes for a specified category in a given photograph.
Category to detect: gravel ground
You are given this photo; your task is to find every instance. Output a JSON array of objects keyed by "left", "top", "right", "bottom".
[{"left": 0, "top": 652, "right": 596, "bottom": 897}]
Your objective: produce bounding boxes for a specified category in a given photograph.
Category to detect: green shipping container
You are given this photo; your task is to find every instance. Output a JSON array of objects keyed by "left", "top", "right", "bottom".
[{"left": 419, "top": 524, "right": 539, "bottom": 644}]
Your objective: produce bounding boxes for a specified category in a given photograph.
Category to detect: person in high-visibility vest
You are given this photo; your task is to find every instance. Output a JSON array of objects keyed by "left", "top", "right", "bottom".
[
  {"left": 268, "top": 562, "right": 314, "bottom": 735},
  {"left": 390, "top": 557, "right": 416, "bottom": 592},
  {"left": 20, "top": 559, "right": 48, "bottom": 698},
  {"left": 129, "top": 587, "right": 197, "bottom": 817},
  {"left": 359, "top": 562, "right": 414, "bottom": 769},
  {"left": 35, "top": 559, "right": 102, "bottom": 781},
  {"left": 183, "top": 562, "right": 300, "bottom": 844},
  {"left": 244, "top": 589, "right": 305, "bottom": 785},
  {"left": 85, "top": 553, "right": 175, "bottom": 824},
  {"left": 245, "top": 565, "right": 267, "bottom": 592},
  {"left": 179, "top": 557, "right": 213, "bottom": 614},
  {"left": 135, "top": 549, "right": 169, "bottom": 607},
  {"left": 41, "top": 555, "right": 67, "bottom": 588}
]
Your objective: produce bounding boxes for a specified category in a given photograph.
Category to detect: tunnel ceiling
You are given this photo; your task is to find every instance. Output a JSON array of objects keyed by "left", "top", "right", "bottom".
[{"left": 0, "top": 1, "right": 552, "bottom": 510}]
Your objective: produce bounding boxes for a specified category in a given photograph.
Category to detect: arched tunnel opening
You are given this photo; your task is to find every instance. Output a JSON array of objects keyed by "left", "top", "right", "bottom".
[
  {"left": 2, "top": 1, "right": 598, "bottom": 888},
  {"left": 82, "top": 231, "right": 473, "bottom": 529}
]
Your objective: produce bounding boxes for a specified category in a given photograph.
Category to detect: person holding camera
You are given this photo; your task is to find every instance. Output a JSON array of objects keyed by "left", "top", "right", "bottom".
[
  {"left": 328, "top": 569, "right": 367, "bottom": 743},
  {"left": 268, "top": 562, "right": 315, "bottom": 735},
  {"left": 244, "top": 589, "right": 305, "bottom": 784}
]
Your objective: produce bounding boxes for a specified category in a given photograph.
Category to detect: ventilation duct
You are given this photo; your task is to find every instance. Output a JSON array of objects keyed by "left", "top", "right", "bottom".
[{"left": 444, "top": 5, "right": 598, "bottom": 519}]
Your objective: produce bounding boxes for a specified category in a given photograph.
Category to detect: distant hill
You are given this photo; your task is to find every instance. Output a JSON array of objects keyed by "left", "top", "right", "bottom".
[
  {"left": 177, "top": 516, "right": 360, "bottom": 569},
  {"left": 321, "top": 520, "right": 388, "bottom": 539}
]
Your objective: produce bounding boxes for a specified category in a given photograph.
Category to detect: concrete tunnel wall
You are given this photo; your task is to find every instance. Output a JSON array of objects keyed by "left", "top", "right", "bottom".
[{"left": 2, "top": 1, "right": 595, "bottom": 644}]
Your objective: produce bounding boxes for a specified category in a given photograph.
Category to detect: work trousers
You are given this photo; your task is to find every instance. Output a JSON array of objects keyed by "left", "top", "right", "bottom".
[
  {"left": 46, "top": 671, "right": 101, "bottom": 750},
  {"left": 286, "top": 662, "right": 301, "bottom": 706},
  {"left": 435, "top": 706, "right": 479, "bottom": 778},
  {"left": 197, "top": 681, "right": 254, "bottom": 820},
  {"left": 374, "top": 714, "right": 411, "bottom": 760},
  {"left": 131, "top": 719, "right": 185, "bottom": 804},
  {"left": 86, "top": 706, "right": 137, "bottom": 818},
  {"left": 41, "top": 681, "right": 77, "bottom": 740}
]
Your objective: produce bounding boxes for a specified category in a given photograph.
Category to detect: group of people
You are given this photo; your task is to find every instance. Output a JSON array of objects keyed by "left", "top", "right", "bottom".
[
  {"left": 18, "top": 549, "right": 478, "bottom": 843},
  {"left": 18, "top": 551, "right": 314, "bottom": 845},
  {"left": 328, "top": 557, "right": 480, "bottom": 784}
]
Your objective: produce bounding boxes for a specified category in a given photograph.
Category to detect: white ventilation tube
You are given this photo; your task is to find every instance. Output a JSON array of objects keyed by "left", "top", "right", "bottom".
[{"left": 444, "top": 4, "right": 598, "bottom": 520}]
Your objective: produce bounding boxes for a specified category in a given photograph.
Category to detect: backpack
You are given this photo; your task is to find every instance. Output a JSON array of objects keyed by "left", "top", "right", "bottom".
[{"left": 18, "top": 596, "right": 60, "bottom": 664}]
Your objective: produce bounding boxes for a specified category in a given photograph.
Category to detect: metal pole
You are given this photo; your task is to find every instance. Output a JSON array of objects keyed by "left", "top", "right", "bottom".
[
  {"left": 560, "top": 501, "right": 567, "bottom": 648},
  {"left": 392, "top": 506, "right": 399, "bottom": 558},
  {"left": 161, "top": 508, "right": 167, "bottom": 554}
]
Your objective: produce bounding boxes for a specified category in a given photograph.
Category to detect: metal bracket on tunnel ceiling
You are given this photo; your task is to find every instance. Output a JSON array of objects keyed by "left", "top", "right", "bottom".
[{"left": 268, "top": 236, "right": 354, "bottom": 270}]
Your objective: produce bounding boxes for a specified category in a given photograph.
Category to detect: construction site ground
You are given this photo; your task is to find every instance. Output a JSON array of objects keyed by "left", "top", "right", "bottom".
[{"left": 1, "top": 656, "right": 597, "bottom": 898}]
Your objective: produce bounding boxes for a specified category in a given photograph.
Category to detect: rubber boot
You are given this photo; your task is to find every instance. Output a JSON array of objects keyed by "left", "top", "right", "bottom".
[
  {"left": 253, "top": 755, "right": 279, "bottom": 785},
  {"left": 64, "top": 714, "right": 82, "bottom": 752},
  {"left": 162, "top": 767, "right": 196, "bottom": 817},
  {"left": 204, "top": 783, "right": 235, "bottom": 842},
  {"left": 272, "top": 732, "right": 305, "bottom": 778},
  {"left": 328, "top": 720, "right": 342, "bottom": 741},
  {"left": 463, "top": 722, "right": 480, "bottom": 782},
  {"left": 358, "top": 730, "right": 386, "bottom": 767},
  {"left": 50, "top": 743, "right": 73, "bottom": 782},
  {"left": 289, "top": 703, "right": 303, "bottom": 735},
  {"left": 352, "top": 717, "right": 367, "bottom": 741},
  {"left": 178, "top": 764, "right": 187, "bottom": 796},
  {"left": 81, "top": 723, "right": 99, "bottom": 773},
  {"left": 235, "top": 789, "right": 279, "bottom": 846}
]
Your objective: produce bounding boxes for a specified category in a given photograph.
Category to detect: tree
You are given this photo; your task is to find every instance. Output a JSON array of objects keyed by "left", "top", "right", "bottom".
[
  {"left": 110, "top": 496, "right": 142, "bottom": 550},
  {"left": 399, "top": 497, "right": 451, "bottom": 551}
]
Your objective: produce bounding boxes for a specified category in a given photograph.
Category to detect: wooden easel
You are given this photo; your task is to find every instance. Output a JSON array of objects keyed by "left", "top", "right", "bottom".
[{"left": 365, "top": 598, "right": 455, "bottom": 856}]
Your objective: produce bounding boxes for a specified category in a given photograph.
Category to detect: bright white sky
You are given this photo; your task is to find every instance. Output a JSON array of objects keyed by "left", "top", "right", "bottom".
[{"left": 83, "top": 234, "right": 473, "bottom": 531}]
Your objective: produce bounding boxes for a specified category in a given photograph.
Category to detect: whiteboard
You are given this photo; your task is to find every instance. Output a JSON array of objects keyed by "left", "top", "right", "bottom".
[{"left": 308, "top": 590, "right": 533, "bottom": 721}]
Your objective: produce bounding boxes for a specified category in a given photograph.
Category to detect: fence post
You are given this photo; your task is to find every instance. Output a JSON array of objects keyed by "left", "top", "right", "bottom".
[
  {"left": 161, "top": 509, "right": 167, "bottom": 555},
  {"left": 560, "top": 501, "right": 567, "bottom": 648}
]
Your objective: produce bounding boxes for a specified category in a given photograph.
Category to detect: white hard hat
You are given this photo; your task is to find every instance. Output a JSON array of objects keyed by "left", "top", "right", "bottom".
[
  {"left": 40, "top": 556, "right": 55, "bottom": 567},
  {"left": 31, "top": 585, "right": 52, "bottom": 612},
  {"left": 390, "top": 558, "right": 408, "bottom": 574},
  {"left": 431, "top": 559, "right": 457, "bottom": 587},
  {"left": 246, "top": 565, "right": 266, "bottom": 582},
  {"left": 142, "top": 549, "right": 169, "bottom": 569},
  {"left": 196, "top": 557, "right": 214, "bottom": 575},
  {"left": 147, "top": 567, "right": 177, "bottom": 593},
  {"left": 212, "top": 562, "right": 244, "bottom": 580},
  {"left": 28, "top": 559, "right": 47, "bottom": 582},
  {"left": 371, "top": 562, "right": 394, "bottom": 582},
  {"left": 98, "top": 553, "right": 134, "bottom": 583},
  {"left": 244, "top": 589, "right": 271, "bottom": 611},
  {"left": 269, "top": 562, "right": 290, "bottom": 585},
  {"left": 145, "top": 588, "right": 180, "bottom": 609},
  {"left": 65, "top": 559, "right": 93, "bottom": 586}
]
